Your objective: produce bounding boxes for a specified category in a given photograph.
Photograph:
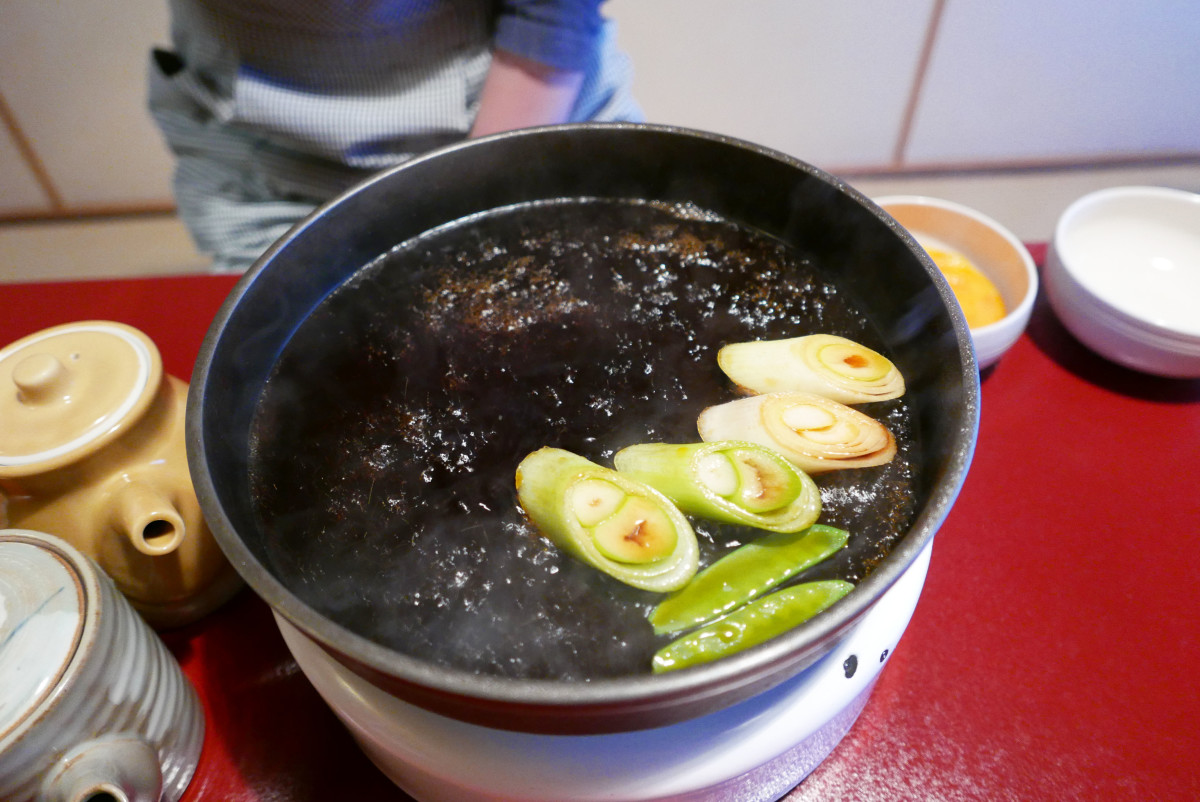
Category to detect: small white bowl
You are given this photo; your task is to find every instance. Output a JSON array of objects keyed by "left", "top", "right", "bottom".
[
  {"left": 1044, "top": 186, "right": 1200, "bottom": 378},
  {"left": 875, "top": 196, "right": 1038, "bottom": 369}
]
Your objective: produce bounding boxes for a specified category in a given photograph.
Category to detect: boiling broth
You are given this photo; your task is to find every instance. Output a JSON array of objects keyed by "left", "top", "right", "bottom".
[{"left": 248, "top": 199, "right": 917, "bottom": 680}]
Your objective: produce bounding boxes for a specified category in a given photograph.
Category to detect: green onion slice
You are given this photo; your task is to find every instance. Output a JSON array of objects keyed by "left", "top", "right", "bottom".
[
  {"left": 697, "top": 392, "right": 896, "bottom": 474},
  {"left": 717, "top": 334, "right": 905, "bottom": 404},
  {"left": 515, "top": 447, "right": 699, "bottom": 592},
  {"left": 613, "top": 441, "right": 820, "bottom": 533}
]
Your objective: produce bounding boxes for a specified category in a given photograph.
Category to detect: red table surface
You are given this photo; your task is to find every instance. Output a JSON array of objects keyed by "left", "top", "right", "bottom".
[{"left": 3, "top": 249, "right": 1198, "bottom": 801}]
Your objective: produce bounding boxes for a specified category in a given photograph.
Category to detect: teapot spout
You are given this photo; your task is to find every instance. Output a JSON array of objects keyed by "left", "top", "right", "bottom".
[
  {"left": 111, "top": 480, "right": 186, "bottom": 555},
  {"left": 44, "top": 735, "right": 163, "bottom": 802}
]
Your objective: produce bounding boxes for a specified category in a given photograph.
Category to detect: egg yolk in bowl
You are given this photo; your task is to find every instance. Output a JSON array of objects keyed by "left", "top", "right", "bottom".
[{"left": 926, "top": 248, "right": 1006, "bottom": 329}]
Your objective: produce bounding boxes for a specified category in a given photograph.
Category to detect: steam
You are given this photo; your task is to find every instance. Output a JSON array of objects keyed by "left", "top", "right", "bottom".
[{"left": 248, "top": 198, "right": 919, "bottom": 680}]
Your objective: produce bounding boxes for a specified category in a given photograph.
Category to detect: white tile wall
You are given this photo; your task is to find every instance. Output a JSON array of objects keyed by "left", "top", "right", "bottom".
[
  {"left": 613, "top": 1, "right": 1200, "bottom": 172},
  {"left": 608, "top": 0, "right": 936, "bottom": 170},
  {"left": 0, "top": 119, "right": 50, "bottom": 214},
  {"left": 0, "top": 0, "right": 177, "bottom": 208},
  {"left": 1, "top": 0, "right": 1198, "bottom": 223},
  {"left": 905, "top": 0, "right": 1200, "bottom": 165}
]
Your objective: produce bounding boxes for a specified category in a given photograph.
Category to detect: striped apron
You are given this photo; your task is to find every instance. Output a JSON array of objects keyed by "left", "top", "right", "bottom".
[{"left": 148, "top": 0, "right": 642, "bottom": 271}]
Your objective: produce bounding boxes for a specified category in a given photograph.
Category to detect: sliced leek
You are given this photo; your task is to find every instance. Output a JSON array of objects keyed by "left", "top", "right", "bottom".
[
  {"left": 717, "top": 334, "right": 904, "bottom": 404},
  {"left": 648, "top": 524, "right": 849, "bottom": 635},
  {"left": 697, "top": 392, "right": 896, "bottom": 474},
  {"left": 515, "top": 447, "right": 699, "bottom": 592},
  {"left": 612, "top": 441, "right": 820, "bottom": 534}
]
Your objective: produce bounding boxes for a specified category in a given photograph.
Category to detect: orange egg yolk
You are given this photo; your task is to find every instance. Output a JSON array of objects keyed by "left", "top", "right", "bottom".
[{"left": 927, "top": 248, "right": 1007, "bottom": 328}]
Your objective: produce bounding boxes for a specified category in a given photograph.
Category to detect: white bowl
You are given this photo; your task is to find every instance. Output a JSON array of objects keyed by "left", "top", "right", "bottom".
[
  {"left": 1044, "top": 186, "right": 1200, "bottom": 378},
  {"left": 875, "top": 196, "right": 1038, "bottom": 369}
]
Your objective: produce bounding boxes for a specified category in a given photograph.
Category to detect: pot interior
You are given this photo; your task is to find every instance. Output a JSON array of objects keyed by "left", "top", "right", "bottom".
[{"left": 189, "top": 124, "right": 978, "bottom": 733}]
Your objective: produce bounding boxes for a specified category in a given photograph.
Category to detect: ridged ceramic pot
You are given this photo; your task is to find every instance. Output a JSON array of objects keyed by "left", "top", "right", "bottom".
[{"left": 0, "top": 529, "right": 204, "bottom": 802}]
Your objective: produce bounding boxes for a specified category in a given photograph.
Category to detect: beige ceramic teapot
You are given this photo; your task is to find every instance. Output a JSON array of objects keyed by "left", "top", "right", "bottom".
[{"left": 0, "top": 320, "right": 241, "bottom": 627}]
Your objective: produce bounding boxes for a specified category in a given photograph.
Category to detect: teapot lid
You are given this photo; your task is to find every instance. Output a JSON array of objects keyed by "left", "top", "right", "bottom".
[
  {"left": 0, "top": 531, "right": 87, "bottom": 740},
  {"left": 0, "top": 321, "right": 162, "bottom": 476}
]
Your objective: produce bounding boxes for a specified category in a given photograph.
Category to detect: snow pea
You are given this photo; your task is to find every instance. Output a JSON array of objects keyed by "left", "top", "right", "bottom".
[
  {"left": 648, "top": 524, "right": 849, "bottom": 635},
  {"left": 652, "top": 580, "right": 854, "bottom": 673}
]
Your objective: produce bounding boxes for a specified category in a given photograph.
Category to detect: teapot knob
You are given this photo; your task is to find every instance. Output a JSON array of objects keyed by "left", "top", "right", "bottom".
[{"left": 12, "top": 352, "right": 71, "bottom": 404}]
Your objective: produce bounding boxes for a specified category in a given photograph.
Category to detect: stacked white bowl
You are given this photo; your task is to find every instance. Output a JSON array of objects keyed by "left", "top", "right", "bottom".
[{"left": 1044, "top": 186, "right": 1200, "bottom": 378}]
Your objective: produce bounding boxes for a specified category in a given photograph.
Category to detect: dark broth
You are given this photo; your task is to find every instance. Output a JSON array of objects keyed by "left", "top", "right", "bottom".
[{"left": 248, "top": 199, "right": 917, "bottom": 680}]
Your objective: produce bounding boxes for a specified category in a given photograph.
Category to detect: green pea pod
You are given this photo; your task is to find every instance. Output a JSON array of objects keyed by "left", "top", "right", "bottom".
[
  {"left": 649, "top": 524, "right": 849, "bottom": 635},
  {"left": 515, "top": 447, "right": 699, "bottom": 592},
  {"left": 652, "top": 580, "right": 854, "bottom": 673},
  {"left": 613, "top": 441, "right": 821, "bottom": 533}
]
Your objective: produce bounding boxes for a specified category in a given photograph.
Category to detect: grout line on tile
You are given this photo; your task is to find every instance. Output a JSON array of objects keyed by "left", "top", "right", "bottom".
[
  {"left": 0, "top": 89, "right": 63, "bottom": 210},
  {"left": 0, "top": 202, "right": 178, "bottom": 226},
  {"left": 892, "top": 0, "right": 947, "bottom": 168}
]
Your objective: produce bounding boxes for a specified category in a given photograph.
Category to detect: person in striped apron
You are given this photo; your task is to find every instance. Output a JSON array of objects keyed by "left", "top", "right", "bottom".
[{"left": 149, "top": 0, "right": 643, "bottom": 272}]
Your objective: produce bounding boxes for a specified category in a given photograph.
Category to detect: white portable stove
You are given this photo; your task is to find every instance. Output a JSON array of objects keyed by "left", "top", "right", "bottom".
[{"left": 277, "top": 541, "right": 931, "bottom": 802}]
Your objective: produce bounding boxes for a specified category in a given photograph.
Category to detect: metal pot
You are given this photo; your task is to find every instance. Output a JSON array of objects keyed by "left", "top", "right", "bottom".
[{"left": 187, "top": 123, "right": 978, "bottom": 734}]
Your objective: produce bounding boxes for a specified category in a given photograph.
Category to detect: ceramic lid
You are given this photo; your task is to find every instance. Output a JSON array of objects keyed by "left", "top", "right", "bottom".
[
  {"left": 0, "top": 321, "right": 162, "bottom": 476},
  {"left": 0, "top": 533, "right": 87, "bottom": 740}
]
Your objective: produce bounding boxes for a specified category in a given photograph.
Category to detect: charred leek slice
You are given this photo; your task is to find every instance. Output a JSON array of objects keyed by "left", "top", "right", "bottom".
[
  {"left": 652, "top": 580, "right": 855, "bottom": 672},
  {"left": 697, "top": 392, "right": 896, "bottom": 474},
  {"left": 612, "top": 441, "right": 820, "bottom": 533},
  {"left": 649, "top": 524, "right": 849, "bottom": 635},
  {"left": 515, "top": 447, "right": 699, "bottom": 592},
  {"left": 717, "top": 334, "right": 904, "bottom": 404}
]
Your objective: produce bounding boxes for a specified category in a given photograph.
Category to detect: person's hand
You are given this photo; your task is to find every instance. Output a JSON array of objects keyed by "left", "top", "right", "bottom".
[{"left": 469, "top": 49, "right": 585, "bottom": 138}]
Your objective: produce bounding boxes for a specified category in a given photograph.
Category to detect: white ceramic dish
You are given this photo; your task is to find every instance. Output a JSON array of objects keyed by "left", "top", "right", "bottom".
[
  {"left": 276, "top": 541, "right": 932, "bottom": 802},
  {"left": 1044, "top": 186, "right": 1200, "bottom": 378},
  {"left": 875, "top": 196, "right": 1038, "bottom": 369}
]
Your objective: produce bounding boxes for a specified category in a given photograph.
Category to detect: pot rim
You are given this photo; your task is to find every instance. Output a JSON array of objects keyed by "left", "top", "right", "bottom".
[{"left": 187, "top": 122, "right": 979, "bottom": 732}]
